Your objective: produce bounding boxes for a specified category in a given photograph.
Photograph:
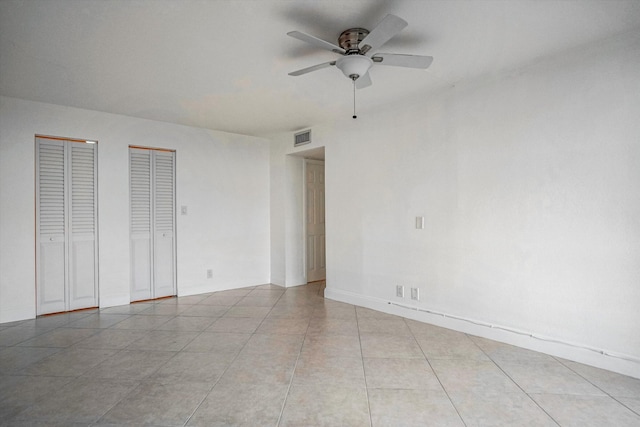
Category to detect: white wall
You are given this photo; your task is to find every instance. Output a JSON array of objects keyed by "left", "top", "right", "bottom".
[
  {"left": 0, "top": 96, "right": 270, "bottom": 323},
  {"left": 270, "top": 31, "right": 640, "bottom": 377},
  {"left": 269, "top": 138, "right": 306, "bottom": 287}
]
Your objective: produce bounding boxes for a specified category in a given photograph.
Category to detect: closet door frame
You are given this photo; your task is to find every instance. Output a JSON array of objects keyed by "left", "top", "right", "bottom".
[
  {"left": 129, "top": 146, "right": 177, "bottom": 302},
  {"left": 35, "top": 135, "right": 99, "bottom": 315}
]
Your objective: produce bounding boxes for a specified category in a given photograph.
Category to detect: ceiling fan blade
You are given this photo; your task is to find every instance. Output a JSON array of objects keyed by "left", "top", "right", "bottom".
[
  {"left": 372, "top": 53, "right": 433, "bottom": 69},
  {"left": 359, "top": 14, "right": 408, "bottom": 55},
  {"left": 287, "top": 31, "right": 345, "bottom": 55},
  {"left": 355, "top": 72, "right": 372, "bottom": 89},
  {"left": 288, "top": 61, "right": 336, "bottom": 76}
]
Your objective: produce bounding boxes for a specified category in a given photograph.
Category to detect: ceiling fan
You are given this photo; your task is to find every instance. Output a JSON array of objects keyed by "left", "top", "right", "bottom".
[{"left": 287, "top": 14, "right": 433, "bottom": 90}]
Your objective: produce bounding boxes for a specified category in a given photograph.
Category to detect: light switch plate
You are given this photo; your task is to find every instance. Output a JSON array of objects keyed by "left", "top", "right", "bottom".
[{"left": 181, "top": 206, "right": 188, "bottom": 215}]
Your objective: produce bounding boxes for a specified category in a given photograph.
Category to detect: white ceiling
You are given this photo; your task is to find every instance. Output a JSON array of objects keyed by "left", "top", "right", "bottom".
[{"left": 2, "top": 0, "right": 640, "bottom": 138}]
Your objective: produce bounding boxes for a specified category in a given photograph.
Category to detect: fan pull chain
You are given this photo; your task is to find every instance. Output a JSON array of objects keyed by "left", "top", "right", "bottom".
[{"left": 352, "top": 78, "right": 357, "bottom": 119}]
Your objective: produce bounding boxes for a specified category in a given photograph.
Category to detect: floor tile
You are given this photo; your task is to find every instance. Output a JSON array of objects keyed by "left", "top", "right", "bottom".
[
  {"left": 267, "top": 303, "right": 315, "bottom": 319},
  {"left": 182, "top": 332, "right": 251, "bottom": 359},
  {"left": 17, "top": 328, "right": 98, "bottom": 348},
  {"left": 280, "top": 384, "right": 370, "bottom": 427},
  {"left": 417, "top": 334, "right": 490, "bottom": 360},
  {"left": 110, "top": 314, "right": 171, "bottom": 330},
  {"left": 497, "top": 358, "right": 607, "bottom": 395},
  {"left": 531, "top": 393, "right": 640, "bottom": 426},
  {"left": 87, "top": 350, "right": 175, "bottom": 380},
  {"left": 199, "top": 295, "right": 243, "bottom": 306},
  {"left": 248, "top": 288, "right": 285, "bottom": 297},
  {"left": 235, "top": 296, "right": 281, "bottom": 307},
  {"left": 149, "top": 351, "right": 230, "bottom": 384},
  {"left": 0, "top": 375, "right": 73, "bottom": 407},
  {"left": 155, "top": 315, "right": 217, "bottom": 332},
  {"left": 0, "top": 346, "right": 60, "bottom": 374},
  {"left": 430, "top": 359, "right": 521, "bottom": 396},
  {"left": 124, "top": 330, "right": 198, "bottom": 352},
  {"left": 1, "top": 283, "right": 637, "bottom": 427},
  {"left": 407, "top": 319, "right": 468, "bottom": 340},
  {"left": 188, "top": 382, "right": 287, "bottom": 427},
  {"left": 307, "top": 317, "right": 359, "bottom": 336},
  {"left": 99, "top": 381, "right": 211, "bottom": 426},
  {"left": 179, "top": 304, "right": 230, "bottom": 317},
  {"left": 255, "top": 317, "right": 310, "bottom": 335},
  {"left": 312, "top": 302, "right": 357, "bottom": 320},
  {"left": 136, "top": 303, "right": 190, "bottom": 316},
  {"left": 356, "top": 306, "right": 399, "bottom": 319},
  {"left": 13, "top": 377, "right": 138, "bottom": 424},
  {"left": 239, "top": 333, "right": 305, "bottom": 358},
  {"left": 0, "top": 327, "right": 47, "bottom": 346},
  {"left": 172, "top": 295, "right": 208, "bottom": 305},
  {"left": 72, "top": 329, "right": 148, "bottom": 349},
  {"left": 300, "top": 333, "right": 362, "bottom": 358},
  {"left": 360, "top": 333, "right": 424, "bottom": 358},
  {"left": 292, "top": 354, "right": 365, "bottom": 387},
  {"left": 470, "top": 336, "right": 557, "bottom": 363},
  {"left": 448, "top": 391, "right": 557, "bottom": 426},
  {"left": 369, "top": 388, "right": 464, "bottom": 426},
  {"left": 364, "top": 357, "right": 443, "bottom": 390},
  {"left": 64, "top": 313, "right": 130, "bottom": 329},
  {"left": 618, "top": 397, "right": 640, "bottom": 415},
  {"left": 223, "top": 305, "right": 271, "bottom": 318},
  {"left": 20, "top": 347, "right": 117, "bottom": 377},
  {"left": 218, "top": 353, "right": 297, "bottom": 387},
  {"left": 357, "top": 316, "right": 412, "bottom": 336},
  {"left": 206, "top": 316, "right": 263, "bottom": 333},
  {"left": 560, "top": 359, "right": 640, "bottom": 398}
]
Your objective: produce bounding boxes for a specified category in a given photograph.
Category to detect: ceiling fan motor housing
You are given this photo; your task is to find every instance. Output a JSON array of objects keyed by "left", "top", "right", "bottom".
[{"left": 338, "top": 28, "right": 369, "bottom": 53}]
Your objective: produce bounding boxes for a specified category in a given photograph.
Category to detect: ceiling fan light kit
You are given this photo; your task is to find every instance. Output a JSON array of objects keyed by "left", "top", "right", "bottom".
[
  {"left": 287, "top": 14, "right": 433, "bottom": 118},
  {"left": 336, "top": 55, "right": 373, "bottom": 80}
]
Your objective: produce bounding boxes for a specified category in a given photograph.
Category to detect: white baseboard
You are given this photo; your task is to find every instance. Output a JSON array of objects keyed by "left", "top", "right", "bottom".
[{"left": 325, "top": 287, "right": 640, "bottom": 380}]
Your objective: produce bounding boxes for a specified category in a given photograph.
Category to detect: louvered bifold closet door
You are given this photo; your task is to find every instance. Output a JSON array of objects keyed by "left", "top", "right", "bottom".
[
  {"left": 69, "top": 143, "right": 98, "bottom": 310},
  {"left": 152, "top": 151, "right": 176, "bottom": 298},
  {"left": 36, "top": 139, "right": 67, "bottom": 314},
  {"left": 129, "top": 148, "right": 176, "bottom": 301},
  {"left": 130, "top": 148, "right": 153, "bottom": 301},
  {"left": 36, "top": 137, "right": 98, "bottom": 315}
]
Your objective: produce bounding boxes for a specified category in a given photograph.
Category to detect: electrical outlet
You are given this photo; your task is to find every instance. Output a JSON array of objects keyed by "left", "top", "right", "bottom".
[
  {"left": 207, "top": 269, "right": 213, "bottom": 279},
  {"left": 396, "top": 285, "right": 404, "bottom": 298},
  {"left": 411, "top": 287, "right": 420, "bottom": 301}
]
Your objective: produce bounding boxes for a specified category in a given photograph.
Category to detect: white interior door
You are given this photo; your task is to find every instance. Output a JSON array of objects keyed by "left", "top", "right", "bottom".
[
  {"left": 130, "top": 147, "right": 176, "bottom": 301},
  {"left": 36, "top": 137, "right": 98, "bottom": 315},
  {"left": 306, "top": 160, "right": 326, "bottom": 282},
  {"left": 152, "top": 151, "right": 176, "bottom": 298},
  {"left": 69, "top": 142, "right": 98, "bottom": 310}
]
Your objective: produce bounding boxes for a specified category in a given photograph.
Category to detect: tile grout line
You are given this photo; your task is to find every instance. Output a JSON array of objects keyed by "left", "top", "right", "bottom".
[
  {"left": 554, "top": 356, "right": 640, "bottom": 418},
  {"left": 405, "top": 318, "right": 468, "bottom": 427},
  {"left": 275, "top": 287, "right": 315, "bottom": 427},
  {"left": 481, "top": 345, "right": 561, "bottom": 426},
  {"left": 355, "top": 306, "right": 374, "bottom": 427}
]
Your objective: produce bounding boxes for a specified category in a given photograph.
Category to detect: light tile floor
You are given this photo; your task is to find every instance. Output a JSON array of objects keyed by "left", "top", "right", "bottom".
[{"left": 0, "top": 282, "right": 639, "bottom": 426}]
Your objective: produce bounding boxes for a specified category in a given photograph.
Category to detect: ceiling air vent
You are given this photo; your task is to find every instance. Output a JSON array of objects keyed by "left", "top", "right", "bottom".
[{"left": 294, "top": 129, "right": 311, "bottom": 147}]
